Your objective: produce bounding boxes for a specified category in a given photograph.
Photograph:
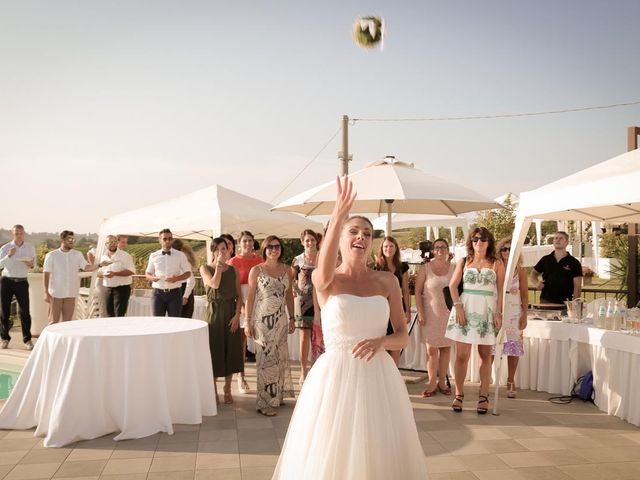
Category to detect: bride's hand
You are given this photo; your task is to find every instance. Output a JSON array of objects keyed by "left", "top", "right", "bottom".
[
  {"left": 352, "top": 337, "right": 385, "bottom": 362},
  {"left": 332, "top": 176, "right": 357, "bottom": 222}
]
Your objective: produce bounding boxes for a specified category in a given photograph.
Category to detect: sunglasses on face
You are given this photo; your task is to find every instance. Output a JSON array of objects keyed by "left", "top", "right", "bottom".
[
  {"left": 266, "top": 244, "right": 282, "bottom": 251},
  {"left": 161, "top": 237, "right": 173, "bottom": 241},
  {"left": 471, "top": 236, "right": 489, "bottom": 243},
  {"left": 434, "top": 246, "right": 448, "bottom": 251},
  {"left": 501, "top": 246, "right": 511, "bottom": 252}
]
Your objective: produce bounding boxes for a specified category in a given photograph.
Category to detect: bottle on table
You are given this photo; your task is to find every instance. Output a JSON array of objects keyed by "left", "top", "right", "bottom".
[
  {"left": 597, "top": 301, "right": 606, "bottom": 329},
  {"left": 605, "top": 300, "right": 615, "bottom": 330}
]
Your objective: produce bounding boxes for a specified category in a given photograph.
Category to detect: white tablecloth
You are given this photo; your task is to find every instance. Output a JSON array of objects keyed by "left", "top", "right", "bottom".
[
  {"left": 0, "top": 317, "right": 216, "bottom": 447},
  {"left": 127, "top": 295, "right": 208, "bottom": 320},
  {"left": 517, "top": 320, "right": 640, "bottom": 426}
]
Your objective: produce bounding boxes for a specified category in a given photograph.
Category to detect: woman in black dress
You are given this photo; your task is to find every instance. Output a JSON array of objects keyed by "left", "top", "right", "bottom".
[{"left": 374, "top": 236, "right": 410, "bottom": 365}]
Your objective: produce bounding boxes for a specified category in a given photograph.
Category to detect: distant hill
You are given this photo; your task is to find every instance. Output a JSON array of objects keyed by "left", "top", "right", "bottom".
[{"left": 0, "top": 229, "right": 98, "bottom": 247}]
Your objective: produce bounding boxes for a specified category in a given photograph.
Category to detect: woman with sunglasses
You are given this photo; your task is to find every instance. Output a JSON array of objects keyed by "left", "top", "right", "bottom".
[
  {"left": 244, "top": 235, "right": 295, "bottom": 416},
  {"left": 414, "top": 238, "right": 455, "bottom": 398},
  {"left": 496, "top": 237, "right": 528, "bottom": 398},
  {"left": 374, "top": 236, "right": 411, "bottom": 366},
  {"left": 445, "top": 227, "right": 504, "bottom": 414}
]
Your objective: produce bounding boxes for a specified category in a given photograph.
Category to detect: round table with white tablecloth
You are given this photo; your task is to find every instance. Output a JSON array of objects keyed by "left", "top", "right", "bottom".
[{"left": 0, "top": 317, "right": 217, "bottom": 447}]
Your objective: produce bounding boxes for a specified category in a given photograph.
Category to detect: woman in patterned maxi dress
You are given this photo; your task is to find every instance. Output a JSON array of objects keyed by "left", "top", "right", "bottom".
[{"left": 245, "top": 235, "right": 295, "bottom": 416}]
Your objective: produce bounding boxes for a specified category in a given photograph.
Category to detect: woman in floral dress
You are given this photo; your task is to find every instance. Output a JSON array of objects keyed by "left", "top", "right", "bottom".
[
  {"left": 445, "top": 227, "right": 504, "bottom": 414},
  {"left": 495, "top": 237, "right": 528, "bottom": 398},
  {"left": 244, "top": 235, "right": 295, "bottom": 416}
]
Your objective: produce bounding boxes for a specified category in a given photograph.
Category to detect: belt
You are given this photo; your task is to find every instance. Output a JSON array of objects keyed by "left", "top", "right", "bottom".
[
  {"left": 154, "top": 287, "right": 180, "bottom": 293},
  {"left": 3, "top": 277, "right": 28, "bottom": 282},
  {"left": 463, "top": 289, "right": 495, "bottom": 297}
]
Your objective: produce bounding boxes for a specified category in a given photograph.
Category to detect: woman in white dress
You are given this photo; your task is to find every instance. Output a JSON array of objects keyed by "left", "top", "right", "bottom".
[
  {"left": 495, "top": 237, "right": 528, "bottom": 398},
  {"left": 272, "top": 177, "right": 428, "bottom": 480},
  {"left": 445, "top": 227, "right": 504, "bottom": 414}
]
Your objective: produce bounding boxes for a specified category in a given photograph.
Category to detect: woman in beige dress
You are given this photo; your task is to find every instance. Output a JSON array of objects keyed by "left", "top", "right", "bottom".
[{"left": 415, "top": 238, "right": 455, "bottom": 398}]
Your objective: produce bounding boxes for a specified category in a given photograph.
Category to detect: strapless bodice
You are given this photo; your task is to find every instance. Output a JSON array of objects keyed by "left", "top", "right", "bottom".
[{"left": 321, "top": 294, "right": 389, "bottom": 351}]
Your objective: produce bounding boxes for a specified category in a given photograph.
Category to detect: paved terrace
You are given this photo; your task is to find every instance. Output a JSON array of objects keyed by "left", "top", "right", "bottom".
[{"left": 1, "top": 361, "right": 639, "bottom": 480}]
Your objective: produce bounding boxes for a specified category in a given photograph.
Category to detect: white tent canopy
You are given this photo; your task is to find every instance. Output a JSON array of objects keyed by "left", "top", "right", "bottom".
[
  {"left": 496, "top": 147, "right": 640, "bottom": 415},
  {"left": 507, "top": 147, "right": 640, "bottom": 286},
  {"left": 98, "top": 184, "right": 323, "bottom": 241}
]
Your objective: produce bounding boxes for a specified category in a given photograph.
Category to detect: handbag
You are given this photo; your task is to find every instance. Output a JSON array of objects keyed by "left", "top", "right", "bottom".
[{"left": 443, "top": 257, "right": 466, "bottom": 310}]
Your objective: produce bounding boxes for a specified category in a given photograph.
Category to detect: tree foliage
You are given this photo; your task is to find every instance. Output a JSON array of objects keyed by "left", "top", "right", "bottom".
[{"left": 472, "top": 194, "right": 517, "bottom": 242}]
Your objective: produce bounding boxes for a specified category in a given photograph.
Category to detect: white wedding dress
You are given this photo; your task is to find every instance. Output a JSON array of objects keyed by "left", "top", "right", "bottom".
[{"left": 272, "top": 294, "right": 428, "bottom": 479}]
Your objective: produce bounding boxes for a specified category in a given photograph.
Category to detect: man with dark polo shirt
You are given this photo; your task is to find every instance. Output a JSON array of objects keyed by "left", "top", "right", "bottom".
[
  {"left": 530, "top": 231, "right": 582, "bottom": 304},
  {"left": 145, "top": 229, "right": 191, "bottom": 317}
]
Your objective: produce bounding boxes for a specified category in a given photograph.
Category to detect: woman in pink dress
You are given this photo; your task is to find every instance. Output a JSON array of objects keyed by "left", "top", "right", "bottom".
[{"left": 415, "top": 238, "right": 455, "bottom": 397}]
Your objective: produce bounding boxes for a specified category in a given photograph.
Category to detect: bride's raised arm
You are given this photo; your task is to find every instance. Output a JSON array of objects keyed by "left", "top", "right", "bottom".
[{"left": 312, "top": 176, "right": 356, "bottom": 293}]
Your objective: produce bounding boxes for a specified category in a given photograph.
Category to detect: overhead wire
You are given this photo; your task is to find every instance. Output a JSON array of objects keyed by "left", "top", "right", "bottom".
[
  {"left": 352, "top": 100, "right": 640, "bottom": 123},
  {"left": 270, "top": 127, "right": 341, "bottom": 204},
  {"left": 272, "top": 99, "right": 640, "bottom": 201}
]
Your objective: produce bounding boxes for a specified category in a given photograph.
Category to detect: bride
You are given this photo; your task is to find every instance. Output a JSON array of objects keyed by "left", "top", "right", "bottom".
[{"left": 272, "top": 177, "right": 428, "bottom": 479}]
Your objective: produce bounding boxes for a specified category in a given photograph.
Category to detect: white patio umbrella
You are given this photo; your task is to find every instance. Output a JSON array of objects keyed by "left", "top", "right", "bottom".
[
  {"left": 371, "top": 212, "right": 470, "bottom": 239},
  {"left": 273, "top": 156, "right": 501, "bottom": 232}
]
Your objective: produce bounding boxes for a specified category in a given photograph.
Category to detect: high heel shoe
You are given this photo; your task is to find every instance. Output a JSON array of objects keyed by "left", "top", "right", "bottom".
[
  {"left": 451, "top": 394, "right": 464, "bottom": 412},
  {"left": 477, "top": 395, "right": 489, "bottom": 414},
  {"left": 507, "top": 382, "right": 516, "bottom": 398}
]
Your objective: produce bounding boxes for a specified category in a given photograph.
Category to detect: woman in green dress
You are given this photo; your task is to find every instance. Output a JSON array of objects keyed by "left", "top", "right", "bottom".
[{"left": 200, "top": 237, "right": 244, "bottom": 405}]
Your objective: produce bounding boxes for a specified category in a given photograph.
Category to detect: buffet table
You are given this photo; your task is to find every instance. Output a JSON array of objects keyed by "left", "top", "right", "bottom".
[
  {"left": 0, "top": 317, "right": 216, "bottom": 447},
  {"left": 517, "top": 320, "right": 640, "bottom": 426}
]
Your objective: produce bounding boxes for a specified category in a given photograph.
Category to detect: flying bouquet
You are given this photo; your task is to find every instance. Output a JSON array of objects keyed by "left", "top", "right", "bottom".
[{"left": 352, "top": 16, "right": 384, "bottom": 50}]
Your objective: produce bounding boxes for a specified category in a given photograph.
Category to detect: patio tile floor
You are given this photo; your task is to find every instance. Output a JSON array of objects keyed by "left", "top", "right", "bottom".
[{"left": 1, "top": 364, "right": 638, "bottom": 479}]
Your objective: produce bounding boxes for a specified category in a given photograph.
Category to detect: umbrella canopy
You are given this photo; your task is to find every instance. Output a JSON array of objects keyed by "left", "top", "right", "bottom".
[
  {"left": 273, "top": 156, "right": 500, "bottom": 231},
  {"left": 371, "top": 213, "right": 469, "bottom": 231}
]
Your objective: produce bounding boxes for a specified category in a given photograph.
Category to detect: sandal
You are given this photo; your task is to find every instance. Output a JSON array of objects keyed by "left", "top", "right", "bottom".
[
  {"left": 238, "top": 377, "right": 250, "bottom": 394},
  {"left": 477, "top": 395, "right": 489, "bottom": 414},
  {"left": 223, "top": 386, "right": 233, "bottom": 405},
  {"left": 451, "top": 394, "right": 464, "bottom": 412},
  {"left": 421, "top": 387, "right": 438, "bottom": 398},
  {"left": 258, "top": 408, "right": 277, "bottom": 417},
  {"left": 438, "top": 385, "right": 452, "bottom": 396},
  {"left": 507, "top": 382, "right": 516, "bottom": 399}
]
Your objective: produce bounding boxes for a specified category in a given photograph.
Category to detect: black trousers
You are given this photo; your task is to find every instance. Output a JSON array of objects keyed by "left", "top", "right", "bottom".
[
  {"left": 179, "top": 283, "right": 195, "bottom": 318},
  {"left": 151, "top": 288, "right": 182, "bottom": 317},
  {"left": 103, "top": 285, "right": 131, "bottom": 317},
  {"left": 0, "top": 277, "right": 32, "bottom": 342}
]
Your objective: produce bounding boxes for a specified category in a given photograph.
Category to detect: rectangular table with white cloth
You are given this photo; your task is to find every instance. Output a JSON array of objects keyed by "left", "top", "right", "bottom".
[
  {"left": 0, "top": 317, "right": 217, "bottom": 447},
  {"left": 516, "top": 320, "right": 640, "bottom": 427}
]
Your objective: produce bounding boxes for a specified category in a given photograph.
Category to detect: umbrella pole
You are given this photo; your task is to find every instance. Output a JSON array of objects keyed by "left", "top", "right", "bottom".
[{"left": 385, "top": 199, "right": 394, "bottom": 235}]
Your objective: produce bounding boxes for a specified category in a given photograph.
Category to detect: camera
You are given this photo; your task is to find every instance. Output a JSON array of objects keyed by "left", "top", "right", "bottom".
[{"left": 418, "top": 240, "right": 433, "bottom": 261}]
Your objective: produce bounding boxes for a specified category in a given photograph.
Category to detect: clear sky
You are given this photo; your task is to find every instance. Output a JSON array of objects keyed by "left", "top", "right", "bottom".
[{"left": 1, "top": 0, "right": 639, "bottom": 233}]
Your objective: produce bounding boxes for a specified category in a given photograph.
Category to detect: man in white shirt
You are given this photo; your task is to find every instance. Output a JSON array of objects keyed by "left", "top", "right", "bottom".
[
  {"left": 145, "top": 229, "right": 191, "bottom": 317},
  {"left": 100, "top": 235, "right": 136, "bottom": 317},
  {"left": 0, "top": 225, "right": 37, "bottom": 350},
  {"left": 43, "top": 230, "right": 104, "bottom": 324}
]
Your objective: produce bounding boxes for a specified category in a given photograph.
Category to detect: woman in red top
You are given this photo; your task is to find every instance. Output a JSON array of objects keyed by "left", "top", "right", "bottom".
[{"left": 228, "top": 231, "right": 263, "bottom": 394}]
